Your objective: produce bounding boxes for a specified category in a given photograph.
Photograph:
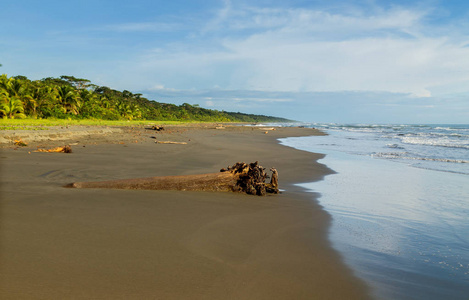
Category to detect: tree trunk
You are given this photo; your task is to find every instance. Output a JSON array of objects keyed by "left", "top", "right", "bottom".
[
  {"left": 66, "top": 162, "right": 279, "bottom": 196},
  {"left": 66, "top": 171, "right": 238, "bottom": 192}
]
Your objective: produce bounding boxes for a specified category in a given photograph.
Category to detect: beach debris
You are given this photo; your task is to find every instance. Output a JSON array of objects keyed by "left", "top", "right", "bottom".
[
  {"left": 35, "top": 145, "right": 72, "bottom": 153},
  {"left": 147, "top": 125, "right": 165, "bottom": 131},
  {"left": 269, "top": 167, "right": 279, "bottom": 193},
  {"left": 155, "top": 141, "right": 188, "bottom": 144},
  {"left": 14, "top": 139, "right": 28, "bottom": 147},
  {"left": 66, "top": 161, "right": 279, "bottom": 196},
  {"left": 221, "top": 162, "right": 279, "bottom": 195}
]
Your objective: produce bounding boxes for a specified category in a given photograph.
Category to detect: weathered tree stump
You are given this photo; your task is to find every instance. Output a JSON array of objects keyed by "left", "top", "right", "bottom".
[{"left": 66, "top": 162, "right": 279, "bottom": 196}]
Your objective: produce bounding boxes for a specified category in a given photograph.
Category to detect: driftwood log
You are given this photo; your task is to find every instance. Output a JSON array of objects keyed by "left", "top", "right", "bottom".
[
  {"left": 66, "top": 162, "right": 279, "bottom": 196},
  {"left": 35, "top": 145, "right": 72, "bottom": 153},
  {"left": 146, "top": 125, "right": 165, "bottom": 131},
  {"left": 155, "top": 141, "right": 188, "bottom": 144}
]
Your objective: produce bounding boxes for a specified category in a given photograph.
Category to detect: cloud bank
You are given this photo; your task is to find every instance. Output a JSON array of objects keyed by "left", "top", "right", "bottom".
[{"left": 127, "top": 2, "right": 469, "bottom": 101}]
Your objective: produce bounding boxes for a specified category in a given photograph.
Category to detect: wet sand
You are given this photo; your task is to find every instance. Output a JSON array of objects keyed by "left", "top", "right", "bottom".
[{"left": 0, "top": 125, "right": 370, "bottom": 299}]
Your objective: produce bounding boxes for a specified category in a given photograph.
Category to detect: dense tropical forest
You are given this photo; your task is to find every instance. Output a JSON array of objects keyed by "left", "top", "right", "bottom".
[{"left": 0, "top": 74, "right": 290, "bottom": 122}]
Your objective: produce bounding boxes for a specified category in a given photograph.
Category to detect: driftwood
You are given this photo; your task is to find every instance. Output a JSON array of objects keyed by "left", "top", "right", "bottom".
[
  {"left": 270, "top": 167, "right": 278, "bottom": 190},
  {"left": 35, "top": 145, "right": 72, "bottom": 153},
  {"left": 66, "top": 161, "right": 279, "bottom": 196},
  {"left": 220, "top": 162, "right": 278, "bottom": 195},
  {"left": 155, "top": 141, "right": 187, "bottom": 144},
  {"left": 146, "top": 125, "right": 165, "bottom": 131},
  {"left": 14, "top": 139, "right": 28, "bottom": 147}
]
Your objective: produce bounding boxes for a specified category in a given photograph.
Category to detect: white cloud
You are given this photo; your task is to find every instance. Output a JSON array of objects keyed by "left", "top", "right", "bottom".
[
  {"left": 92, "top": 2, "right": 469, "bottom": 124},
  {"left": 211, "top": 5, "right": 427, "bottom": 38},
  {"left": 223, "top": 34, "right": 469, "bottom": 96},
  {"left": 131, "top": 4, "right": 469, "bottom": 98},
  {"left": 151, "top": 84, "right": 166, "bottom": 90}
]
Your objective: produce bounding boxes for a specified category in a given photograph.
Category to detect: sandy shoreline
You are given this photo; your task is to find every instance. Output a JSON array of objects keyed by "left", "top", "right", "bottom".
[{"left": 0, "top": 125, "right": 370, "bottom": 299}]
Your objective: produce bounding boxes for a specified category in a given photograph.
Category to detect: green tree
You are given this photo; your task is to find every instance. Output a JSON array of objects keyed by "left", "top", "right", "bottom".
[
  {"left": 0, "top": 74, "right": 34, "bottom": 116},
  {"left": 0, "top": 73, "right": 291, "bottom": 122},
  {"left": 23, "top": 94, "right": 37, "bottom": 117},
  {"left": 60, "top": 75, "right": 91, "bottom": 90},
  {"left": 56, "top": 85, "right": 80, "bottom": 115},
  {"left": 0, "top": 95, "right": 26, "bottom": 119},
  {"left": 0, "top": 74, "right": 9, "bottom": 90},
  {"left": 129, "top": 102, "right": 142, "bottom": 119},
  {"left": 117, "top": 100, "right": 133, "bottom": 120},
  {"left": 31, "top": 84, "right": 58, "bottom": 118}
]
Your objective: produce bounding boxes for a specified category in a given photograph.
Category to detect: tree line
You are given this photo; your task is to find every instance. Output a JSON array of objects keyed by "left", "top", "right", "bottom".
[{"left": 0, "top": 74, "right": 290, "bottom": 123}]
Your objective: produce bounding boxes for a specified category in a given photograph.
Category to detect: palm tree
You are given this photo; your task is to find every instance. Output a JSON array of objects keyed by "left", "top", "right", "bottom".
[
  {"left": 79, "top": 89, "right": 100, "bottom": 117},
  {"left": 0, "top": 74, "right": 15, "bottom": 94},
  {"left": 23, "top": 96, "right": 37, "bottom": 117},
  {"left": 129, "top": 102, "right": 142, "bottom": 119},
  {"left": 56, "top": 85, "right": 80, "bottom": 114},
  {"left": 0, "top": 75, "right": 37, "bottom": 117},
  {"left": 117, "top": 100, "right": 133, "bottom": 119},
  {"left": 0, "top": 95, "right": 26, "bottom": 119},
  {"left": 8, "top": 78, "right": 26, "bottom": 97},
  {"left": 99, "top": 95, "right": 113, "bottom": 109},
  {"left": 79, "top": 89, "right": 98, "bottom": 105},
  {"left": 31, "top": 84, "right": 58, "bottom": 117}
]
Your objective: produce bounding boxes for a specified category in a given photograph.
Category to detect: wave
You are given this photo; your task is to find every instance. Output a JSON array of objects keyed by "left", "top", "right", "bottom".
[
  {"left": 400, "top": 137, "right": 469, "bottom": 149},
  {"left": 386, "top": 144, "right": 405, "bottom": 149},
  {"left": 372, "top": 152, "right": 469, "bottom": 164},
  {"left": 315, "top": 124, "right": 468, "bottom": 137},
  {"left": 435, "top": 126, "right": 469, "bottom": 131},
  {"left": 288, "top": 123, "right": 469, "bottom": 175}
]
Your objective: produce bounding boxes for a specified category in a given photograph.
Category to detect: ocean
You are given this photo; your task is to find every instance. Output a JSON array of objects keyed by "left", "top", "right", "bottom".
[{"left": 278, "top": 124, "right": 469, "bottom": 300}]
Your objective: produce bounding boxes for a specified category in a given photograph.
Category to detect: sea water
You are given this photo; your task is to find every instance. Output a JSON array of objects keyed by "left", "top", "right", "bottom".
[{"left": 279, "top": 124, "right": 469, "bottom": 300}]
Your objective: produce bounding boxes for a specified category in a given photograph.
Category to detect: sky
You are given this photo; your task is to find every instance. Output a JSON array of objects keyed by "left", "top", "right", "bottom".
[{"left": 1, "top": 0, "right": 469, "bottom": 123}]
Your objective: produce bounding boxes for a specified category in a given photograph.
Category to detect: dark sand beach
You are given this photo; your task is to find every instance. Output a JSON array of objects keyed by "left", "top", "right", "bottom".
[{"left": 0, "top": 125, "right": 370, "bottom": 299}]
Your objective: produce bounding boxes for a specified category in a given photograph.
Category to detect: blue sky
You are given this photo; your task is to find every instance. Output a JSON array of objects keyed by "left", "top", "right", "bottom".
[{"left": 1, "top": 0, "right": 469, "bottom": 123}]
